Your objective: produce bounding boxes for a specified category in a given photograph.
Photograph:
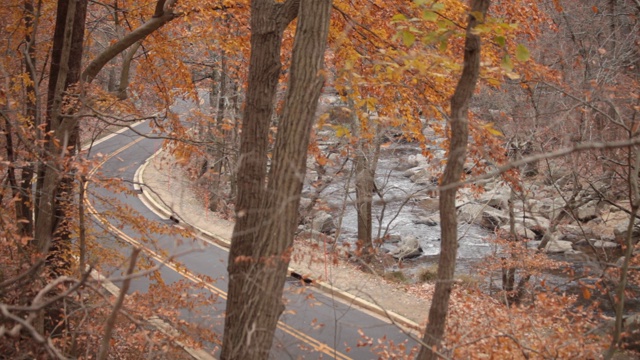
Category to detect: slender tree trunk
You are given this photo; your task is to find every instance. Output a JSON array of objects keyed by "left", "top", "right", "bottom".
[
  {"left": 355, "top": 147, "right": 374, "bottom": 260},
  {"left": 81, "top": 0, "right": 176, "bottom": 84},
  {"left": 417, "top": 1, "right": 490, "bottom": 358},
  {"left": 348, "top": 97, "right": 381, "bottom": 262},
  {"left": 117, "top": 41, "right": 141, "bottom": 99},
  {"left": 605, "top": 146, "right": 640, "bottom": 359},
  {"left": 221, "top": 0, "right": 329, "bottom": 358},
  {"left": 16, "top": 0, "right": 39, "bottom": 238},
  {"left": 228, "top": 78, "right": 240, "bottom": 199},
  {"left": 223, "top": 15, "right": 286, "bottom": 355},
  {"left": 209, "top": 52, "right": 228, "bottom": 211}
]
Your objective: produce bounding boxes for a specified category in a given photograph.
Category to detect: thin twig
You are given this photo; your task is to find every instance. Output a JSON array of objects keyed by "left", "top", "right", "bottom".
[{"left": 97, "top": 248, "right": 140, "bottom": 360}]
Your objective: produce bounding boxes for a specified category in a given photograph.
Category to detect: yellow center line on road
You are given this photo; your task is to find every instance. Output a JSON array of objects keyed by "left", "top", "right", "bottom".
[{"left": 84, "top": 135, "right": 353, "bottom": 360}]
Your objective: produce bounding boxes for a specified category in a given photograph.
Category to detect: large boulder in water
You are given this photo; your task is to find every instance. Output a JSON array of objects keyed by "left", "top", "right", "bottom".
[
  {"left": 311, "top": 211, "right": 335, "bottom": 234},
  {"left": 390, "top": 236, "right": 423, "bottom": 260},
  {"left": 545, "top": 237, "right": 574, "bottom": 253},
  {"left": 457, "top": 203, "right": 509, "bottom": 229}
]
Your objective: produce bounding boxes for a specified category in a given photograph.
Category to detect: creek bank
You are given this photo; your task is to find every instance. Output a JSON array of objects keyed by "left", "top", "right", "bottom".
[
  {"left": 295, "top": 123, "right": 637, "bottom": 321},
  {"left": 298, "top": 137, "right": 631, "bottom": 267}
]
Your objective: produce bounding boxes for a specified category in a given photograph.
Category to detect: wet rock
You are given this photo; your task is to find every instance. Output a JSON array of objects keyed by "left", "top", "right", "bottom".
[
  {"left": 403, "top": 166, "right": 424, "bottom": 178},
  {"left": 499, "top": 223, "right": 535, "bottom": 239},
  {"left": 414, "top": 215, "right": 438, "bottom": 226},
  {"left": 557, "top": 224, "right": 583, "bottom": 242},
  {"left": 479, "top": 188, "right": 510, "bottom": 210},
  {"left": 574, "top": 239, "right": 619, "bottom": 249},
  {"left": 299, "top": 197, "right": 312, "bottom": 209},
  {"left": 613, "top": 219, "right": 640, "bottom": 245},
  {"left": 328, "top": 152, "right": 342, "bottom": 163},
  {"left": 623, "top": 313, "right": 640, "bottom": 352},
  {"left": 457, "top": 203, "right": 509, "bottom": 229},
  {"left": 298, "top": 229, "right": 335, "bottom": 244},
  {"left": 543, "top": 165, "right": 570, "bottom": 186},
  {"left": 383, "top": 234, "right": 402, "bottom": 243},
  {"left": 593, "top": 240, "right": 619, "bottom": 248},
  {"left": 417, "top": 198, "right": 439, "bottom": 211},
  {"left": 609, "top": 200, "right": 631, "bottom": 213},
  {"left": 545, "top": 238, "right": 574, "bottom": 253},
  {"left": 576, "top": 201, "right": 598, "bottom": 222},
  {"left": 409, "top": 168, "right": 430, "bottom": 183},
  {"left": 390, "top": 236, "right": 423, "bottom": 260},
  {"left": 414, "top": 174, "right": 438, "bottom": 186},
  {"left": 457, "top": 203, "right": 484, "bottom": 224},
  {"left": 373, "top": 194, "right": 404, "bottom": 206},
  {"left": 518, "top": 216, "right": 550, "bottom": 232},
  {"left": 526, "top": 240, "right": 542, "bottom": 249},
  {"left": 532, "top": 197, "right": 567, "bottom": 220},
  {"left": 311, "top": 211, "right": 335, "bottom": 234},
  {"left": 406, "top": 154, "right": 428, "bottom": 168}
]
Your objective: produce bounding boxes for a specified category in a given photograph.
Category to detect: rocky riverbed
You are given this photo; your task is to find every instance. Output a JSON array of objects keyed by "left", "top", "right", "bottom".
[
  {"left": 298, "top": 143, "right": 493, "bottom": 261},
  {"left": 296, "top": 132, "right": 638, "bottom": 296}
]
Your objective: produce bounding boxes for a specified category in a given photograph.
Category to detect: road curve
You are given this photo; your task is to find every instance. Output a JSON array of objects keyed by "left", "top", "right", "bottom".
[{"left": 85, "top": 120, "right": 417, "bottom": 359}]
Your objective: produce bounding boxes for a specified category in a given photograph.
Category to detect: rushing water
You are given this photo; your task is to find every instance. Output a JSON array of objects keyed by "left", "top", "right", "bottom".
[{"left": 305, "top": 143, "right": 493, "bottom": 260}]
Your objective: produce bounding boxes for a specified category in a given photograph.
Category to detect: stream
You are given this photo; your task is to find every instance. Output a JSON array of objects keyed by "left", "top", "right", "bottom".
[
  {"left": 305, "top": 143, "right": 493, "bottom": 263},
  {"left": 303, "top": 142, "right": 623, "bottom": 312}
]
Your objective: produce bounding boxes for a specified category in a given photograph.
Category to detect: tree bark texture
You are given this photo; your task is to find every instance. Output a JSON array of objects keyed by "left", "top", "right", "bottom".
[
  {"left": 226, "top": 0, "right": 299, "bottom": 270},
  {"left": 35, "top": 0, "right": 87, "bottom": 253},
  {"left": 347, "top": 97, "right": 380, "bottom": 262},
  {"left": 355, "top": 148, "right": 374, "bottom": 260},
  {"left": 221, "top": 0, "right": 330, "bottom": 358},
  {"left": 417, "top": 0, "right": 490, "bottom": 359}
]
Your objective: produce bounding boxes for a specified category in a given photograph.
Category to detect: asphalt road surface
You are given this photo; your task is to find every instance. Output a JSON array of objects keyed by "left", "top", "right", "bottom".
[{"left": 85, "top": 120, "right": 417, "bottom": 359}]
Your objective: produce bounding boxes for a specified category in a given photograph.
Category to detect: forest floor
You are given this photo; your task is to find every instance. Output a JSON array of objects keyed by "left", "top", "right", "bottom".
[{"left": 140, "top": 151, "right": 431, "bottom": 330}]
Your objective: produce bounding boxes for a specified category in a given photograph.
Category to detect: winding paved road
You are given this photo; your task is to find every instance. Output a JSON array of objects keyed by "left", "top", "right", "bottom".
[{"left": 85, "top": 120, "right": 417, "bottom": 359}]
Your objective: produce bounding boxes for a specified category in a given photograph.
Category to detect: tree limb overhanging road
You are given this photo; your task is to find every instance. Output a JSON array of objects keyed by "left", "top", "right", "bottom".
[{"left": 85, "top": 120, "right": 417, "bottom": 358}]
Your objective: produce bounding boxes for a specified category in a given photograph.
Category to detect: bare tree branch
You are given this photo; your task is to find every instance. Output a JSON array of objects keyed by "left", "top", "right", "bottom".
[
  {"left": 82, "top": 2, "right": 177, "bottom": 83},
  {"left": 97, "top": 248, "right": 140, "bottom": 360},
  {"left": 436, "top": 137, "right": 640, "bottom": 194}
]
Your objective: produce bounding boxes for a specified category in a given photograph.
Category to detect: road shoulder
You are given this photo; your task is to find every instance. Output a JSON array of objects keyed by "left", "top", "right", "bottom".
[{"left": 138, "top": 150, "right": 429, "bottom": 331}]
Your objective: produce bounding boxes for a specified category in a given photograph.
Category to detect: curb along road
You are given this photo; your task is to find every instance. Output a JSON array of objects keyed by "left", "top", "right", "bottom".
[
  {"left": 135, "top": 148, "right": 422, "bottom": 334},
  {"left": 82, "top": 121, "right": 215, "bottom": 360},
  {"left": 86, "top": 123, "right": 377, "bottom": 359},
  {"left": 87, "top": 119, "right": 421, "bottom": 359}
]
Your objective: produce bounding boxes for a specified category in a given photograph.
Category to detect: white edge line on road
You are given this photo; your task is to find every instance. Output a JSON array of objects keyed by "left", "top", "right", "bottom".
[
  {"left": 135, "top": 150, "right": 422, "bottom": 334},
  {"left": 133, "top": 162, "right": 142, "bottom": 192},
  {"left": 137, "top": 192, "right": 171, "bottom": 221},
  {"left": 85, "top": 120, "right": 147, "bottom": 149},
  {"left": 83, "top": 118, "right": 219, "bottom": 359},
  {"left": 98, "top": 139, "right": 359, "bottom": 359},
  {"left": 134, "top": 151, "right": 172, "bottom": 221}
]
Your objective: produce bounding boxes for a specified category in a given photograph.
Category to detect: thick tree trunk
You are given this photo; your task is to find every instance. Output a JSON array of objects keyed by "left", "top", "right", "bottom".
[
  {"left": 417, "top": 0, "right": 490, "bottom": 358},
  {"left": 35, "top": 0, "right": 87, "bottom": 253},
  {"left": 37, "top": 0, "right": 170, "bottom": 255},
  {"left": 224, "top": 9, "right": 288, "bottom": 345},
  {"left": 221, "top": 0, "right": 330, "bottom": 358}
]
